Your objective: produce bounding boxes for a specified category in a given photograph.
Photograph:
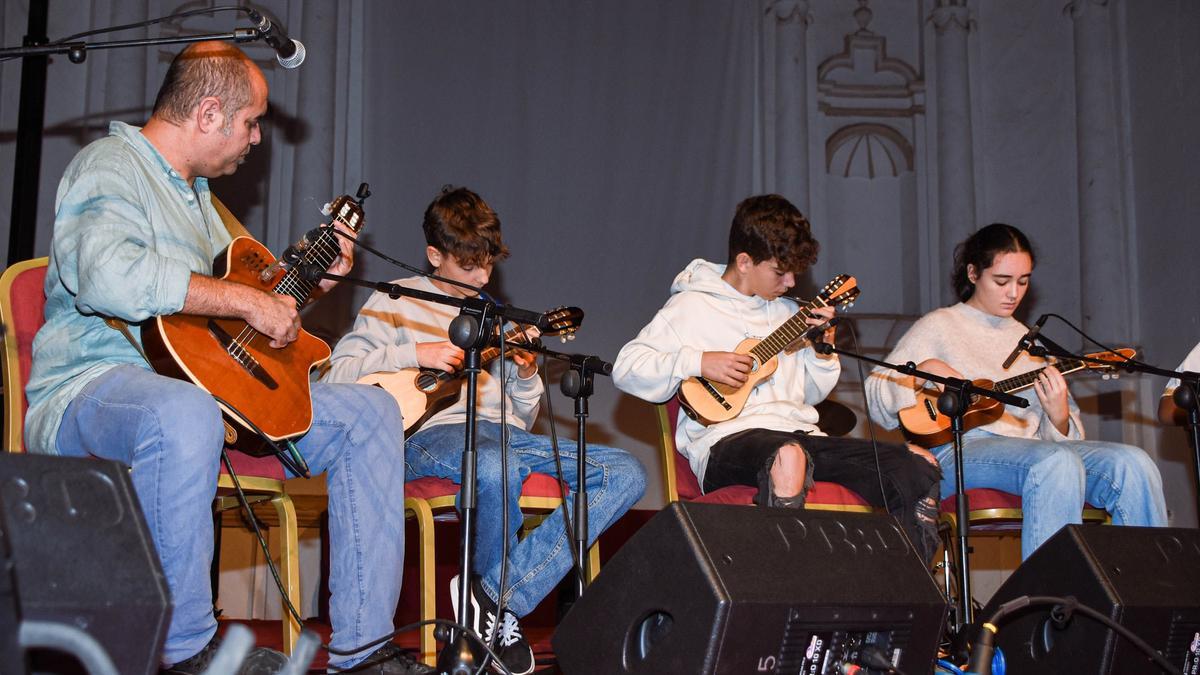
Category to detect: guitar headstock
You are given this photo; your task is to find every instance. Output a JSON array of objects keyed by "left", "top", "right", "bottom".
[
  {"left": 322, "top": 194, "right": 366, "bottom": 233},
  {"left": 538, "top": 306, "right": 584, "bottom": 342},
  {"left": 1082, "top": 347, "right": 1137, "bottom": 379},
  {"left": 819, "top": 274, "right": 860, "bottom": 311}
]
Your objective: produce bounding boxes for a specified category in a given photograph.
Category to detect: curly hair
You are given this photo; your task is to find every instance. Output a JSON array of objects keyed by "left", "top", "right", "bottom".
[
  {"left": 727, "top": 194, "right": 819, "bottom": 274},
  {"left": 422, "top": 186, "right": 510, "bottom": 267},
  {"left": 951, "top": 223, "right": 1036, "bottom": 301}
]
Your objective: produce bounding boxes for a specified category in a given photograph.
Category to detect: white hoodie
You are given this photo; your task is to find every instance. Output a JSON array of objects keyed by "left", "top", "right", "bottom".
[{"left": 613, "top": 259, "right": 840, "bottom": 484}]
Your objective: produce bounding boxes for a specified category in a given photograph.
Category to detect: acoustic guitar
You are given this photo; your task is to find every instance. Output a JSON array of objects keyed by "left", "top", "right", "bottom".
[
  {"left": 358, "top": 306, "right": 583, "bottom": 433},
  {"left": 141, "top": 194, "right": 365, "bottom": 456},
  {"left": 897, "top": 348, "right": 1137, "bottom": 448},
  {"left": 677, "top": 274, "right": 860, "bottom": 426}
]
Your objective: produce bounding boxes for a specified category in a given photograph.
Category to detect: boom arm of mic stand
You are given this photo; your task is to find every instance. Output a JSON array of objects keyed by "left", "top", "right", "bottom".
[
  {"left": 0, "top": 29, "right": 258, "bottom": 62},
  {"left": 503, "top": 339, "right": 614, "bottom": 376},
  {"left": 810, "top": 341, "right": 1029, "bottom": 409},
  {"left": 305, "top": 268, "right": 547, "bottom": 326}
]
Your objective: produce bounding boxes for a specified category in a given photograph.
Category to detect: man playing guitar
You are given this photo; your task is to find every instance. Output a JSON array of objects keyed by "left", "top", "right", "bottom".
[
  {"left": 613, "top": 194, "right": 942, "bottom": 563},
  {"left": 24, "top": 43, "right": 423, "bottom": 674}
]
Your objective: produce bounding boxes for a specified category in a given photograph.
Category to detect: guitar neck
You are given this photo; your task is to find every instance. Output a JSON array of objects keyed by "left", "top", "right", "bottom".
[
  {"left": 747, "top": 298, "right": 828, "bottom": 363},
  {"left": 993, "top": 356, "right": 1086, "bottom": 394}
]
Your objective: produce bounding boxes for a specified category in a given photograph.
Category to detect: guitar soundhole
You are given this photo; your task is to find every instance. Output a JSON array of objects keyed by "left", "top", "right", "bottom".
[{"left": 416, "top": 372, "right": 441, "bottom": 393}]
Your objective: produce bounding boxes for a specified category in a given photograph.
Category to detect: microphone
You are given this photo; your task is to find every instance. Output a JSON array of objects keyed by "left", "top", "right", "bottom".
[
  {"left": 1001, "top": 314, "right": 1048, "bottom": 369},
  {"left": 246, "top": 8, "right": 306, "bottom": 69},
  {"left": 259, "top": 226, "right": 327, "bottom": 282}
]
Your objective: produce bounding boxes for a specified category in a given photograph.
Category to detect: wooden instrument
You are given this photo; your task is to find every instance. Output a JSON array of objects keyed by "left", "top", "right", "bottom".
[
  {"left": 357, "top": 306, "right": 583, "bottom": 433},
  {"left": 141, "top": 194, "right": 365, "bottom": 456},
  {"left": 677, "top": 274, "right": 860, "bottom": 426},
  {"left": 898, "top": 348, "right": 1137, "bottom": 448}
]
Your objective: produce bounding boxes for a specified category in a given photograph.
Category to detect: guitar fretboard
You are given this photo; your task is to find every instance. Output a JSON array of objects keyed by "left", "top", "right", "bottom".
[
  {"left": 747, "top": 298, "right": 830, "bottom": 363},
  {"left": 992, "top": 356, "right": 1086, "bottom": 394},
  {"left": 274, "top": 226, "right": 344, "bottom": 307}
]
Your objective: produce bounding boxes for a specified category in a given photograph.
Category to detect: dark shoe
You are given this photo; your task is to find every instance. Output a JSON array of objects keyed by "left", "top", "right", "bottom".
[
  {"left": 337, "top": 643, "right": 434, "bottom": 674},
  {"left": 161, "top": 634, "right": 288, "bottom": 674},
  {"left": 450, "top": 575, "right": 535, "bottom": 675}
]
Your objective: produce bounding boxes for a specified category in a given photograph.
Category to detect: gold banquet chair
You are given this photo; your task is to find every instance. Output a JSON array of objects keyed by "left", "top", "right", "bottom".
[{"left": 0, "top": 257, "right": 302, "bottom": 654}]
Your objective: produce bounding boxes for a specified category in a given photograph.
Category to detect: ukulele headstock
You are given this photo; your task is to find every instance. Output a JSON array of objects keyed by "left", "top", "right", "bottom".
[
  {"left": 820, "top": 274, "right": 860, "bottom": 310},
  {"left": 1082, "top": 347, "right": 1137, "bottom": 380},
  {"left": 321, "top": 194, "right": 366, "bottom": 234},
  {"left": 538, "top": 306, "right": 584, "bottom": 343}
]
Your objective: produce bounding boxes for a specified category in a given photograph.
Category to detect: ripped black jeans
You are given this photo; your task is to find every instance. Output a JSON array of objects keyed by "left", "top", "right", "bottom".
[{"left": 704, "top": 428, "right": 943, "bottom": 564}]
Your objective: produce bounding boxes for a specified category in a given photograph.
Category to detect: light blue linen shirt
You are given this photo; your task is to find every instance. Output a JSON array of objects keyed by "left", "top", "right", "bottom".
[{"left": 24, "top": 121, "right": 232, "bottom": 453}]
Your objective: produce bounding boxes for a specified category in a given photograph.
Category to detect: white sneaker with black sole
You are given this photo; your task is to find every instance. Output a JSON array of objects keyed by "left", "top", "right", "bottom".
[{"left": 449, "top": 574, "right": 535, "bottom": 675}]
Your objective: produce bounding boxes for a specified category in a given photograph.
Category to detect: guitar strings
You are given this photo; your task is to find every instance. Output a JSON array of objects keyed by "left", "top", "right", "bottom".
[{"left": 227, "top": 216, "right": 347, "bottom": 355}]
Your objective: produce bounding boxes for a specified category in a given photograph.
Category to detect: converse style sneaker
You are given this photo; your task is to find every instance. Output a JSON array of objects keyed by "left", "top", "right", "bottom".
[{"left": 449, "top": 574, "right": 535, "bottom": 675}]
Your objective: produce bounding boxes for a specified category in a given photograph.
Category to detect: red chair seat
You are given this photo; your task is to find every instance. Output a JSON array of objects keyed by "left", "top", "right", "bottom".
[
  {"left": 405, "top": 472, "right": 568, "bottom": 500},
  {"left": 940, "top": 487, "right": 1022, "bottom": 513},
  {"left": 220, "top": 450, "right": 286, "bottom": 481}
]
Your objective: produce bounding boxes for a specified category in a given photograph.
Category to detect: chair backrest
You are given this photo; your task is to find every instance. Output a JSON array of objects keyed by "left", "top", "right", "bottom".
[
  {"left": 655, "top": 398, "right": 704, "bottom": 502},
  {"left": 1, "top": 258, "right": 49, "bottom": 454}
]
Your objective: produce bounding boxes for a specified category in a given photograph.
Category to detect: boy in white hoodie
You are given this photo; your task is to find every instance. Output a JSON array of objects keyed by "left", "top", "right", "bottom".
[{"left": 613, "top": 194, "right": 941, "bottom": 562}]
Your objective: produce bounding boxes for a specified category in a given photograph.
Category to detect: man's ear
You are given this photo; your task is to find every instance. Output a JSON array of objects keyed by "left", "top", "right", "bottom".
[
  {"left": 734, "top": 251, "right": 754, "bottom": 273},
  {"left": 426, "top": 246, "right": 443, "bottom": 269},
  {"left": 195, "top": 96, "right": 224, "bottom": 134}
]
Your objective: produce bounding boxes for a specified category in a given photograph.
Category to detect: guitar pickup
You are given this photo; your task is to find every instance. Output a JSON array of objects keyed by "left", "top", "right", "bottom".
[
  {"left": 923, "top": 398, "right": 938, "bottom": 421},
  {"left": 207, "top": 319, "right": 279, "bottom": 390}
]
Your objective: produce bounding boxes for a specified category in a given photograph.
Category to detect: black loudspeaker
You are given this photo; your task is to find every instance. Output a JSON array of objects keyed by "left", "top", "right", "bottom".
[
  {"left": 981, "top": 524, "right": 1200, "bottom": 674},
  {"left": 0, "top": 454, "right": 170, "bottom": 674},
  {"left": 553, "top": 502, "right": 947, "bottom": 674}
]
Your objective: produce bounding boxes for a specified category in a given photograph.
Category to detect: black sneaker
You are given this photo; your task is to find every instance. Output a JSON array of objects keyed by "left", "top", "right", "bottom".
[
  {"left": 449, "top": 575, "right": 535, "bottom": 675},
  {"left": 337, "top": 642, "right": 434, "bottom": 674},
  {"left": 160, "top": 634, "right": 288, "bottom": 675}
]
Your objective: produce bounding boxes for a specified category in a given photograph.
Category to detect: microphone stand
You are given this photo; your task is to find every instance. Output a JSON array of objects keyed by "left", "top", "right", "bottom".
[
  {"left": 1026, "top": 334, "right": 1200, "bottom": 519},
  {"left": 1, "top": 21, "right": 280, "bottom": 264},
  {"left": 808, "top": 340, "right": 1028, "bottom": 635},
  {"left": 505, "top": 339, "right": 614, "bottom": 592},
  {"left": 303, "top": 267, "right": 545, "bottom": 675}
]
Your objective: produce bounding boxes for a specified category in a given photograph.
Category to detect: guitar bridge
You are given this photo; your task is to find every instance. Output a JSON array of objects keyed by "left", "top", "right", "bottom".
[
  {"left": 698, "top": 377, "right": 733, "bottom": 411},
  {"left": 207, "top": 319, "right": 279, "bottom": 390}
]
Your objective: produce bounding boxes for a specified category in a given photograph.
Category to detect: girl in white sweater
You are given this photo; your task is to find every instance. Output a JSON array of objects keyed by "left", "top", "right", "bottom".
[{"left": 865, "top": 223, "right": 1167, "bottom": 559}]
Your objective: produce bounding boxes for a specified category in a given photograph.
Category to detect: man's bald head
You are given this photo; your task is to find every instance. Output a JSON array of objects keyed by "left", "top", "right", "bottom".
[{"left": 151, "top": 42, "right": 263, "bottom": 128}]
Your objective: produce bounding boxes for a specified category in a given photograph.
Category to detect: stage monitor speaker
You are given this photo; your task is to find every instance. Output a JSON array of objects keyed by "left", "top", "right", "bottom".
[
  {"left": 0, "top": 453, "right": 170, "bottom": 675},
  {"left": 981, "top": 524, "right": 1200, "bottom": 674},
  {"left": 552, "top": 501, "right": 947, "bottom": 674}
]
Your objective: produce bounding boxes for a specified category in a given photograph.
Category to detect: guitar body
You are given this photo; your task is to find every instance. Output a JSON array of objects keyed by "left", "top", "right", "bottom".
[
  {"left": 141, "top": 237, "right": 331, "bottom": 455},
  {"left": 678, "top": 337, "right": 778, "bottom": 426},
  {"left": 897, "top": 379, "right": 1003, "bottom": 448},
  {"left": 357, "top": 368, "right": 459, "bottom": 434}
]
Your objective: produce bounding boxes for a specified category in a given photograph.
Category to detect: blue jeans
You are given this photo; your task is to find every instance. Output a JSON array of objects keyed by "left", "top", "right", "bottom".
[
  {"left": 405, "top": 421, "right": 646, "bottom": 617},
  {"left": 932, "top": 429, "right": 1167, "bottom": 559},
  {"left": 56, "top": 365, "right": 406, "bottom": 668}
]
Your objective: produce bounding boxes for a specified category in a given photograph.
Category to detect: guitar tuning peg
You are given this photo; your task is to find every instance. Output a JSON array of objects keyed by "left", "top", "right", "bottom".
[
  {"left": 1101, "top": 373, "right": 1112, "bottom": 381},
  {"left": 320, "top": 202, "right": 333, "bottom": 216}
]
